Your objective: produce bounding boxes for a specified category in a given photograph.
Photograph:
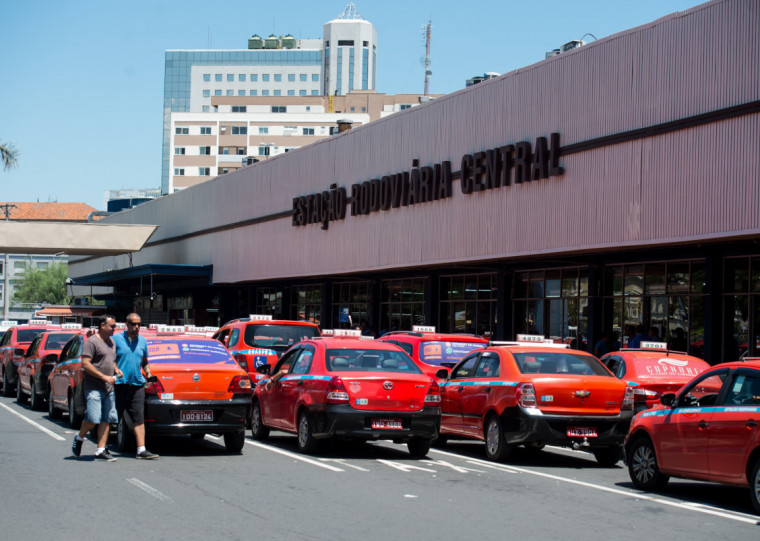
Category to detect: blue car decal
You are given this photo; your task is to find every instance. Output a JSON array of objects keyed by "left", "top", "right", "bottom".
[
  {"left": 440, "top": 380, "right": 519, "bottom": 387},
  {"left": 640, "top": 405, "right": 760, "bottom": 417}
]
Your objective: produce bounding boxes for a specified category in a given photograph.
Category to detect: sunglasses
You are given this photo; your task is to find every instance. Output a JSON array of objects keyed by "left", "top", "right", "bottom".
[{"left": 127, "top": 321, "right": 141, "bottom": 326}]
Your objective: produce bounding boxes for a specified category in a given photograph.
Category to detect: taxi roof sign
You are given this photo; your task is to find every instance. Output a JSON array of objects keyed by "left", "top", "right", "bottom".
[
  {"left": 61, "top": 323, "right": 82, "bottom": 329},
  {"left": 516, "top": 334, "right": 545, "bottom": 343},
  {"left": 29, "top": 319, "right": 49, "bottom": 325},
  {"left": 640, "top": 341, "right": 667, "bottom": 350},
  {"left": 333, "top": 329, "right": 362, "bottom": 337},
  {"left": 412, "top": 325, "right": 436, "bottom": 333},
  {"left": 248, "top": 314, "right": 273, "bottom": 321}
]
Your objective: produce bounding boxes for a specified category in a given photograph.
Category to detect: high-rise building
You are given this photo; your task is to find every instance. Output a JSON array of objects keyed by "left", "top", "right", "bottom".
[{"left": 162, "top": 2, "right": 378, "bottom": 194}]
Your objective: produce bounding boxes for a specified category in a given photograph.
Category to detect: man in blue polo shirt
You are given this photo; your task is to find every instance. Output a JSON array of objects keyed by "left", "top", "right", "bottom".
[{"left": 114, "top": 313, "right": 158, "bottom": 459}]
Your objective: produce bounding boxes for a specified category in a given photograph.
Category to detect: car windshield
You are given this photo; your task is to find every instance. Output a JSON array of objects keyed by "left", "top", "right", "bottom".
[
  {"left": 18, "top": 329, "right": 45, "bottom": 343},
  {"left": 513, "top": 351, "right": 611, "bottom": 376},
  {"left": 632, "top": 356, "right": 709, "bottom": 378},
  {"left": 418, "top": 340, "right": 485, "bottom": 366},
  {"left": 243, "top": 324, "right": 319, "bottom": 351},
  {"left": 146, "top": 339, "right": 237, "bottom": 365},
  {"left": 326, "top": 348, "right": 422, "bottom": 374},
  {"left": 44, "top": 333, "right": 77, "bottom": 350}
]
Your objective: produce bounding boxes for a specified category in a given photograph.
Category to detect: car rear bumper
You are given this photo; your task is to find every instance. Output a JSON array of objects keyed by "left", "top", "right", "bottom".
[
  {"left": 144, "top": 397, "right": 250, "bottom": 434},
  {"left": 505, "top": 409, "right": 634, "bottom": 448},
  {"left": 307, "top": 404, "right": 441, "bottom": 442}
]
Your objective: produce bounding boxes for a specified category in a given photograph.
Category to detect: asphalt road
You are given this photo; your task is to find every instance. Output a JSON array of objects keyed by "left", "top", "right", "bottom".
[{"left": 0, "top": 395, "right": 758, "bottom": 541}]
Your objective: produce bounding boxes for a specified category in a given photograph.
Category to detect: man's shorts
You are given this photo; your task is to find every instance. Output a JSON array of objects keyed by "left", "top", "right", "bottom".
[
  {"left": 115, "top": 384, "right": 146, "bottom": 425},
  {"left": 84, "top": 388, "right": 118, "bottom": 425}
]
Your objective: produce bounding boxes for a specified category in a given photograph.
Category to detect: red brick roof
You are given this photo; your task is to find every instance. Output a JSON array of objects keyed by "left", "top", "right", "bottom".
[{"left": 0, "top": 202, "right": 98, "bottom": 222}]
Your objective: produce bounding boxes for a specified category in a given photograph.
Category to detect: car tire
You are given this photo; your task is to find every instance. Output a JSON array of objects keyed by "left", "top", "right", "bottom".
[
  {"left": 67, "top": 389, "right": 83, "bottom": 429},
  {"left": 750, "top": 458, "right": 760, "bottom": 515},
  {"left": 48, "top": 388, "right": 61, "bottom": 419},
  {"left": 1, "top": 370, "right": 12, "bottom": 397},
  {"left": 224, "top": 430, "right": 245, "bottom": 453},
  {"left": 117, "top": 414, "right": 136, "bottom": 452},
  {"left": 431, "top": 435, "right": 448, "bottom": 448},
  {"left": 16, "top": 377, "right": 27, "bottom": 404},
  {"left": 250, "top": 401, "right": 270, "bottom": 440},
  {"left": 628, "top": 437, "right": 669, "bottom": 490},
  {"left": 407, "top": 438, "right": 432, "bottom": 458},
  {"left": 593, "top": 446, "right": 623, "bottom": 467},
  {"left": 297, "top": 410, "right": 319, "bottom": 454},
  {"left": 484, "top": 414, "right": 513, "bottom": 462},
  {"left": 29, "top": 380, "right": 44, "bottom": 411}
]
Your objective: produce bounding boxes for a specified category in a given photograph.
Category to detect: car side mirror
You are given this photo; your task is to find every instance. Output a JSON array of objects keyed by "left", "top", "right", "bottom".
[
  {"left": 660, "top": 393, "right": 676, "bottom": 407},
  {"left": 256, "top": 364, "right": 271, "bottom": 375},
  {"left": 435, "top": 368, "right": 450, "bottom": 380},
  {"left": 43, "top": 353, "right": 58, "bottom": 365}
]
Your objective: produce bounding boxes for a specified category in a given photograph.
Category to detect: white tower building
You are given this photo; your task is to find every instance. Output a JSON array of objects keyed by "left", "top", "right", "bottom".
[{"left": 322, "top": 2, "right": 377, "bottom": 96}]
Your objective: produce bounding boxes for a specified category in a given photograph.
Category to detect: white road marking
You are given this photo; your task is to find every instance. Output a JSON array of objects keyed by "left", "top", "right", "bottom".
[
  {"left": 245, "top": 440, "right": 344, "bottom": 472},
  {"left": 0, "top": 402, "right": 65, "bottom": 441},
  {"left": 464, "top": 460, "right": 518, "bottom": 474},
  {"left": 403, "top": 494, "right": 418, "bottom": 498},
  {"left": 429, "top": 448, "right": 759, "bottom": 525},
  {"left": 422, "top": 459, "right": 485, "bottom": 474},
  {"left": 376, "top": 459, "right": 437, "bottom": 473},
  {"left": 126, "top": 478, "right": 173, "bottom": 502},
  {"left": 319, "top": 458, "right": 371, "bottom": 472}
]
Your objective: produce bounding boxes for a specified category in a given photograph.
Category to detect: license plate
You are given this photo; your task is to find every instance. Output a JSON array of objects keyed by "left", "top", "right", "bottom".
[
  {"left": 181, "top": 410, "right": 213, "bottom": 422},
  {"left": 372, "top": 418, "right": 403, "bottom": 429},
  {"left": 567, "top": 426, "right": 597, "bottom": 438}
]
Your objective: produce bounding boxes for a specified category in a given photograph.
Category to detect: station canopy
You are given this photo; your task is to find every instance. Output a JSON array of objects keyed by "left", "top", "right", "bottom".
[{"left": 0, "top": 222, "right": 158, "bottom": 255}]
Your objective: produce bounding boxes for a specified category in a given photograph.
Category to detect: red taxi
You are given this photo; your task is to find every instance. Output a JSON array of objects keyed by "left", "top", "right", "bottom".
[
  {"left": 16, "top": 326, "right": 83, "bottom": 410},
  {"left": 601, "top": 342, "right": 712, "bottom": 411},
  {"left": 0, "top": 320, "right": 61, "bottom": 396},
  {"left": 213, "top": 315, "right": 320, "bottom": 384},
  {"left": 625, "top": 360, "right": 760, "bottom": 514},
  {"left": 376, "top": 326, "right": 488, "bottom": 379},
  {"left": 47, "top": 331, "right": 90, "bottom": 427},
  {"left": 438, "top": 336, "right": 634, "bottom": 465},
  {"left": 117, "top": 336, "right": 252, "bottom": 453},
  {"left": 251, "top": 330, "right": 441, "bottom": 457}
]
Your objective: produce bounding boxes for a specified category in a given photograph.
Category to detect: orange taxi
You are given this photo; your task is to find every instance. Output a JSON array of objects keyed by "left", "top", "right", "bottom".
[
  {"left": 601, "top": 342, "right": 712, "bottom": 411},
  {"left": 1, "top": 320, "right": 61, "bottom": 397},
  {"left": 47, "top": 331, "right": 90, "bottom": 427},
  {"left": 438, "top": 335, "right": 634, "bottom": 464},
  {"left": 376, "top": 326, "right": 488, "bottom": 379}
]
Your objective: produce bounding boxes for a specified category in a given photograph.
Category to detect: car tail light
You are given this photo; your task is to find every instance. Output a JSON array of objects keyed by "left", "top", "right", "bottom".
[
  {"left": 228, "top": 375, "right": 252, "bottom": 393},
  {"left": 622, "top": 386, "right": 635, "bottom": 410},
  {"left": 425, "top": 378, "right": 441, "bottom": 404},
  {"left": 516, "top": 383, "right": 537, "bottom": 408},
  {"left": 233, "top": 354, "right": 249, "bottom": 372},
  {"left": 144, "top": 379, "right": 165, "bottom": 395},
  {"left": 326, "top": 376, "right": 349, "bottom": 404}
]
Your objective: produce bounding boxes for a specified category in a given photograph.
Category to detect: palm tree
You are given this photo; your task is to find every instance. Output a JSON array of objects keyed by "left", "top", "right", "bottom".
[{"left": 1, "top": 140, "right": 19, "bottom": 171}]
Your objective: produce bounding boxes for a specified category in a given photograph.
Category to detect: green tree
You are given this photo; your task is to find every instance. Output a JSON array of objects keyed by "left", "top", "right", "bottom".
[
  {"left": 0, "top": 139, "right": 19, "bottom": 171},
  {"left": 13, "top": 261, "right": 69, "bottom": 305}
]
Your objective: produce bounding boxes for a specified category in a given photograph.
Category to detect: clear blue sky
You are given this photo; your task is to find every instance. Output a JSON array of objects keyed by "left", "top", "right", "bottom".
[{"left": 1, "top": 0, "right": 705, "bottom": 211}]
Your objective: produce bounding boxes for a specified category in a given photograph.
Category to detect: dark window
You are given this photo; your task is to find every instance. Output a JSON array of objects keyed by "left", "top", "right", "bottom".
[{"left": 338, "top": 40, "right": 354, "bottom": 46}]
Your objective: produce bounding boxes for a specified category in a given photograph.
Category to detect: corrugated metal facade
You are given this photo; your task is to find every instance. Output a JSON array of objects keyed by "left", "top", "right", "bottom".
[{"left": 71, "top": 0, "right": 760, "bottom": 285}]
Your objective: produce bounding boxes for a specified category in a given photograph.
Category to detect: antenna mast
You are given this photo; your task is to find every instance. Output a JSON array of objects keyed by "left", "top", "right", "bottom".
[{"left": 423, "top": 19, "right": 432, "bottom": 95}]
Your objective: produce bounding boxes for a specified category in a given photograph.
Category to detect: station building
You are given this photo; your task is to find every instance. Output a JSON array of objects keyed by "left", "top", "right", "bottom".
[{"left": 72, "top": 0, "right": 760, "bottom": 364}]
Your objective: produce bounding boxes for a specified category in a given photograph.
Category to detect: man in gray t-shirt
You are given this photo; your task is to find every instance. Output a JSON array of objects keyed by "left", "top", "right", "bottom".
[{"left": 71, "top": 316, "right": 123, "bottom": 461}]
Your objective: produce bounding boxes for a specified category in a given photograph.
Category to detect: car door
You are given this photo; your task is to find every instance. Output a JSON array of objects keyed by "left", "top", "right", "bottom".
[
  {"left": 51, "top": 338, "right": 76, "bottom": 404},
  {"left": 656, "top": 368, "right": 729, "bottom": 475},
  {"left": 19, "top": 336, "right": 42, "bottom": 387},
  {"left": 278, "top": 345, "right": 316, "bottom": 431},
  {"left": 707, "top": 368, "right": 760, "bottom": 480},
  {"left": 261, "top": 348, "right": 300, "bottom": 428},
  {"left": 440, "top": 354, "right": 480, "bottom": 435},
  {"left": 460, "top": 352, "right": 501, "bottom": 436}
]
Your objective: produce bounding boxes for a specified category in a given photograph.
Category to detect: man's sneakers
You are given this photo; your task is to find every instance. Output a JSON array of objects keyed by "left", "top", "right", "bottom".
[
  {"left": 94, "top": 449, "right": 118, "bottom": 462},
  {"left": 72, "top": 435, "right": 83, "bottom": 457},
  {"left": 136, "top": 449, "right": 159, "bottom": 460}
]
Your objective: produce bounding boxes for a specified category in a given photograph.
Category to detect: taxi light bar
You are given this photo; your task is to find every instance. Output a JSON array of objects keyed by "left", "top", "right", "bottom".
[
  {"left": 640, "top": 341, "right": 667, "bottom": 351},
  {"left": 333, "top": 329, "right": 361, "bottom": 337},
  {"left": 516, "top": 383, "right": 537, "bottom": 408},
  {"left": 228, "top": 375, "right": 252, "bottom": 393},
  {"left": 413, "top": 325, "right": 436, "bottom": 333},
  {"left": 61, "top": 323, "right": 82, "bottom": 329},
  {"left": 1, "top": 320, "right": 18, "bottom": 326},
  {"left": 326, "top": 376, "right": 349, "bottom": 404},
  {"left": 29, "top": 319, "right": 49, "bottom": 325},
  {"left": 515, "top": 334, "right": 545, "bottom": 343},
  {"left": 249, "top": 314, "right": 274, "bottom": 321},
  {"left": 622, "top": 387, "right": 635, "bottom": 410},
  {"left": 425, "top": 378, "right": 441, "bottom": 404}
]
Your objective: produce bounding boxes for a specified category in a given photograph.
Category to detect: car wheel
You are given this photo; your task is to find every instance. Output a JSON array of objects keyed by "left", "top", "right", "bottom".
[
  {"left": 407, "top": 438, "right": 432, "bottom": 458},
  {"left": 628, "top": 437, "right": 669, "bottom": 490},
  {"left": 250, "top": 401, "right": 270, "bottom": 440},
  {"left": 1, "top": 370, "right": 12, "bottom": 397},
  {"left": 750, "top": 458, "right": 760, "bottom": 515},
  {"left": 484, "top": 414, "right": 513, "bottom": 462},
  {"left": 117, "top": 415, "right": 136, "bottom": 452},
  {"left": 29, "top": 380, "right": 43, "bottom": 411},
  {"left": 48, "top": 388, "right": 61, "bottom": 419},
  {"left": 593, "top": 446, "right": 623, "bottom": 467},
  {"left": 67, "top": 390, "right": 83, "bottom": 429},
  {"left": 297, "top": 410, "right": 319, "bottom": 454},
  {"left": 223, "top": 430, "right": 245, "bottom": 453},
  {"left": 16, "top": 377, "right": 27, "bottom": 404}
]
